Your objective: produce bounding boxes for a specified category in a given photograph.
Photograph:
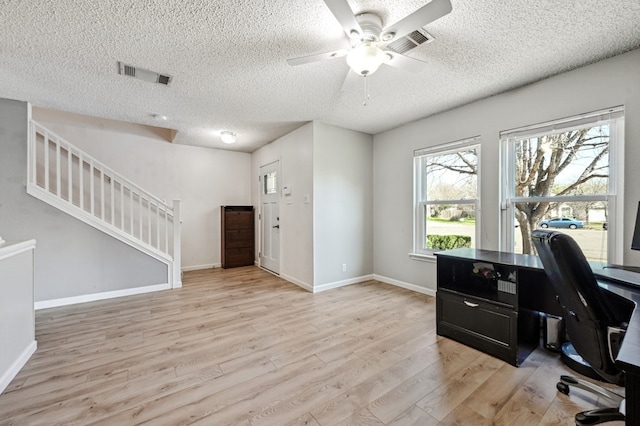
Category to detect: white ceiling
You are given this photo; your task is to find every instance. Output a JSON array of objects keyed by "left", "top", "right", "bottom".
[{"left": 1, "top": 0, "right": 639, "bottom": 153}]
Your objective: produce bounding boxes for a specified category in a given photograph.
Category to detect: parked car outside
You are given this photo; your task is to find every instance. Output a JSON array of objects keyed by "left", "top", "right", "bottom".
[{"left": 539, "top": 217, "right": 584, "bottom": 229}]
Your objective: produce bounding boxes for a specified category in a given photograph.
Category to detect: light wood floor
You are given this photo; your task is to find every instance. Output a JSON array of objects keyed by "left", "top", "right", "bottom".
[{"left": 0, "top": 267, "right": 625, "bottom": 425}]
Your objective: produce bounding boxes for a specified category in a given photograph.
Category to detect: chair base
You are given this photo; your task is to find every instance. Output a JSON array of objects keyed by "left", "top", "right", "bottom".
[
  {"left": 575, "top": 407, "right": 625, "bottom": 425},
  {"left": 557, "top": 375, "right": 625, "bottom": 425},
  {"left": 560, "top": 342, "right": 602, "bottom": 381}
]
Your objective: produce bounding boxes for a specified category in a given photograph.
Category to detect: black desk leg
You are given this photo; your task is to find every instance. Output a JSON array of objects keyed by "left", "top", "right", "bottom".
[{"left": 626, "top": 372, "right": 638, "bottom": 425}]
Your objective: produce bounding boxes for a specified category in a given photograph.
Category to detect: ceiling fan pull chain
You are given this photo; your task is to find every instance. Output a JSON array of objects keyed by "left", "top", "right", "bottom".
[{"left": 363, "top": 75, "right": 371, "bottom": 106}]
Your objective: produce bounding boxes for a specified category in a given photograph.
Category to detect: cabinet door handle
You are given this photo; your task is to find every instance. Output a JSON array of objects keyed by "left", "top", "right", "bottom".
[{"left": 464, "top": 300, "right": 479, "bottom": 308}]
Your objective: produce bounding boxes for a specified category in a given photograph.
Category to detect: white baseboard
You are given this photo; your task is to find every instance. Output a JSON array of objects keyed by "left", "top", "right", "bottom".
[
  {"left": 0, "top": 340, "right": 37, "bottom": 395},
  {"left": 182, "top": 263, "right": 220, "bottom": 272},
  {"left": 34, "top": 283, "right": 171, "bottom": 310},
  {"left": 373, "top": 274, "right": 436, "bottom": 297},
  {"left": 313, "top": 274, "right": 375, "bottom": 293},
  {"left": 280, "top": 273, "right": 313, "bottom": 292},
  {"left": 278, "top": 272, "right": 434, "bottom": 296}
]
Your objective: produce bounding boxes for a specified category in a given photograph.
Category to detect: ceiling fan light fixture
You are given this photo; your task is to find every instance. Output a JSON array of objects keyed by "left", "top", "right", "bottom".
[
  {"left": 220, "top": 131, "right": 237, "bottom": 144},
  {"left": 346, "top": 43, "right": 386, "bottom": 76}
]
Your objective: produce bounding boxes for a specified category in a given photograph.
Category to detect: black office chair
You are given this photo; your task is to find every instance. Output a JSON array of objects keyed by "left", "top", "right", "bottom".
[{"left": 531, "top": 230, "right": 628, "bottom": 425}]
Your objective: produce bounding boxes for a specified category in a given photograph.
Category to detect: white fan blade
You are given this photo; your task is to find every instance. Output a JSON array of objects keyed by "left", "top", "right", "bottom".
[
  {"left": 381, "top": 0, "right": 452, "bottom": 42},
  {"left": 384, "top": 52, "right": 428, "bottom": 73},
  {"left": 287, "top": 49, "right": 348, "bottom": 67},
  {"left": 323, "top": 0, "right": 363, "bottom": 39}
]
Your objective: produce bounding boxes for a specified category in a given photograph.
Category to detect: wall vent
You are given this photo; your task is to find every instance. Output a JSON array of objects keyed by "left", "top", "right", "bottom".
[
  {"left": 157, "top": 74, "right": 171, "bottom": 85},
  {"left": 387, "top": 28, "right": 434, "bottom": 54},
  {"left": 118, "top": 62, "right": 172, "bottom": 86},
  {"left": 123, "top": 64, "right": 136, "bottom": 76}
]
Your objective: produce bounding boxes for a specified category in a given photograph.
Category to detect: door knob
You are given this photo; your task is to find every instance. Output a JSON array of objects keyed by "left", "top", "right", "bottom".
[{"left": 273, "top": 225, "right": 280, "bottom": 229}]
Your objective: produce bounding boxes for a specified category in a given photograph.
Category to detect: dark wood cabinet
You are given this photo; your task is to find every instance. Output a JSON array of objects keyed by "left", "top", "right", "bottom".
[{"left": 221, "top": 206, "right": 254, "bottom": 268}]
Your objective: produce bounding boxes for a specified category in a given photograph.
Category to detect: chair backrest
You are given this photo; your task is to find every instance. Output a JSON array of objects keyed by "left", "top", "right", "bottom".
[{"left": 531, "top": 229, "right": 624, "bottom": 385}]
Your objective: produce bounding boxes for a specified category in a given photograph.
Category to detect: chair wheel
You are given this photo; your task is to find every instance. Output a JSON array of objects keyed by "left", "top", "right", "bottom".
[{"left": 557, "top": 382, "right": 569, "bottom": 395}]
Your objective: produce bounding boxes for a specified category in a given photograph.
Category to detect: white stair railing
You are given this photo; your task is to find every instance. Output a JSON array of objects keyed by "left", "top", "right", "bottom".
[{"left": 26, "top": 120, "right": 182, "bottom": 288}]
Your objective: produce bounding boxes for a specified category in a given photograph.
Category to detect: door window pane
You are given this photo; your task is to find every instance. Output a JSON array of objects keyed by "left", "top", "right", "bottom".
[{"left": 264, "top": 172, "right": 277, "bottom": 194}]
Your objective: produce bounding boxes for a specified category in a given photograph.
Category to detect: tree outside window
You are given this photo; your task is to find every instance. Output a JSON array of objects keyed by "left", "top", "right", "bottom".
[
  {"left": 502, "top": 108, "right": 624, "bottom": 262},
  {"left": 414, "top": 139, "right": 480, "bottom": 254}
]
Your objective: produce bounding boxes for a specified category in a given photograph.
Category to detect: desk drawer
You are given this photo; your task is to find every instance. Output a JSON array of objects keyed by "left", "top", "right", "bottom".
[{"left": 437, "top": 290, "right": 519, "bottom": 365}]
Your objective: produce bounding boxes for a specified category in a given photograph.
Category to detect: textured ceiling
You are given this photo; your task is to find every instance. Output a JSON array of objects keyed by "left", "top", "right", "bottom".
[{"left": 1, "top": 0, "right": 639, "bottom": 152}]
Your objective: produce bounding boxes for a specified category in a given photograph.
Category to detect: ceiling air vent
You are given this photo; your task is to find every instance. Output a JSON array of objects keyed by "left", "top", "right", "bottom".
[
  {"left": 123, "top": 64, "right": 136, "bottom": 77},
  {"left": 387, "top": 28, "right": 434, "bottom": 55},
  {"left": 118, "top": 62, "right": 172, "bottom": 86},
  {"left": 157, "top": 74, "right": 171, "bottom": 85}
]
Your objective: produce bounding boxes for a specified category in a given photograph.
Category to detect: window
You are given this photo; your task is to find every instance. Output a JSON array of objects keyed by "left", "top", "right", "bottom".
[
  {"left": 413, "top": 137, "right": 480, "bottom": 256},
  {"left": 264, "top": 171, "right": 277, "bottom": 194},
  {"left": 500, "top": 107, "right": 624, "bottom": 263}
]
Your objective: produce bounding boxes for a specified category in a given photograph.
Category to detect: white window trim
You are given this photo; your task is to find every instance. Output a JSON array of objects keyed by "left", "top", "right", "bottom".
[
  {"left": 499, "top": 106, "right": 624, "bottom": 263},
  {"left": 412, "top": 137, "right": 481, "bottom": 257}
]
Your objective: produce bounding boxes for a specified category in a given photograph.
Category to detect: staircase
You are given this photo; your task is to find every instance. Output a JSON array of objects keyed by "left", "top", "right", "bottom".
[{"left": 26, "top": 120, "right": 182, "bottom": 288}]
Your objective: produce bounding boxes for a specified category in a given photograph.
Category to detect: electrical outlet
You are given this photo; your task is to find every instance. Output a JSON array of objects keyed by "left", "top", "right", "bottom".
[{"left": 342, "top": 264, "right": 347, "bottom": 272}]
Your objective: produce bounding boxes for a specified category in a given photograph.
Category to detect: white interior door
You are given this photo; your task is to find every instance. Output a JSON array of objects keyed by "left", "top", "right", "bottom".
[{"left": 260, "top": 161, "right": 280, "bottom": 274}]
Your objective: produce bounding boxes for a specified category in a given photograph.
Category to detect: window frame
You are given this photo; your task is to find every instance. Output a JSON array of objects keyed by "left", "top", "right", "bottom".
[
  {"left": 499, "top": 107, "right": 625, "bottom": 263},
  {"left": 412, "top": 137, "right": 481, "bottom": 258}
]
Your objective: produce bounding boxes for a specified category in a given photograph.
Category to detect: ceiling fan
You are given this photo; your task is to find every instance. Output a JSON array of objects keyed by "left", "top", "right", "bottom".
[{"left": 287, "top": 0, "right": 452, "bottom": 77}]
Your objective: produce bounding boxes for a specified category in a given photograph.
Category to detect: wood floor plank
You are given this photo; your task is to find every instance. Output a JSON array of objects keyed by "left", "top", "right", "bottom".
[
  {"left": 284, "top": 412, "right": 321, "bottom": 426},
  {"left": 506, "top": 351, "right": 567, "bottom": 418},
  {"left": 414, "top": 351, "right": 504, "bottom": 421},
  {"left": 491, "top": 399, "right": 543, "bottom": 426},
  {"left": 0, "top": 266, "right": 626, "bottom": 425},
  {"left": 438, "top": 404, "right": 492, "bottom": 426},
  {"left": 367, "top": 339, "right": 482, "bottom": 423},
  {"left": 333, "top": 408, "right": 385, "bottom": 426},
  {"left": 386, "top": 405, "right": 439, "bottom": 426},
  {"left": 461, "top": 348, "right": 546, "bottom": 419}
]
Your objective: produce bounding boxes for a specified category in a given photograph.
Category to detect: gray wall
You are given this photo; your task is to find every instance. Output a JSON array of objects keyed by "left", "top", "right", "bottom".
[
  {"left": 313, "top": 122, "right": 373, "bottom": 286},
  {"left": 251, "top": 121, "right": 374, "bottom": 291},
  {"left": 0, "top": 242, "right": 35, "bottom": 393},
  {"left": 373, "top": 49, "right": 640, "bottom": 291},
  {"left": 33, "top": 107, "right": 253, "bottom": 271},
  {"left": 251, "top": 123, "right": 315, "bottom": 288},
  {"left": 0, "top": 99, "right": 167, "bottom": 302}
]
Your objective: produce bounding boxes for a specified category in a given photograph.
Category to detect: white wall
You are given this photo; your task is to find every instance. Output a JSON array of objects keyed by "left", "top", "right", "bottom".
[
  {"left": 373, "top": 48, "right": 640, "bottom": 292},
  {"left": 251, "top": 121, "right": 373, "bottom": 291},
  {"left": 251, "top": 123, "right": 314, "bottom": 289},
  {"left": 313, "top": 122, "right": 373, "bottom": 288},
  {"left": 0, "top": 240, "right": 36, "bottom": 394},
  {"left": 33, "top": 108, "right": 252, "bottom": 270}
]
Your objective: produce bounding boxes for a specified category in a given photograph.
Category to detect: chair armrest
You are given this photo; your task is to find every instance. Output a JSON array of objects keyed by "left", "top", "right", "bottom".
[{"left": 607, "top": 326, "right": 626, "bottom": 363}]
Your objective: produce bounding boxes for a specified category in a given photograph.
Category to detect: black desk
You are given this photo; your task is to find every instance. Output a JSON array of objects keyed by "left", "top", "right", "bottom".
[
  {"left": 435, "top": 248, "right": 640, "bottom": 425},
  {"left": 592, "top": 266, "right": 640, "bottom": 426}
]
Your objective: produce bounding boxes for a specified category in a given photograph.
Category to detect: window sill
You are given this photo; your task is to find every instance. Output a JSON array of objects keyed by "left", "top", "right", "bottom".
[{"left": 409, "top": 252, "right": 437, "bottom": 263}]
